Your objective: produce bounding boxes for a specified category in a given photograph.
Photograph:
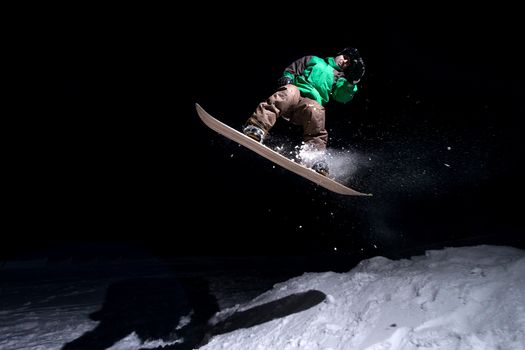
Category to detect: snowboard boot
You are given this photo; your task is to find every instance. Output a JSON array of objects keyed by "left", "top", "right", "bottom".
[
  {"left": 242, "top": 124, "right": 265, "bottom": 143},
  {"left": 312, "top": 160, "right": 329, "bottom": 176}
]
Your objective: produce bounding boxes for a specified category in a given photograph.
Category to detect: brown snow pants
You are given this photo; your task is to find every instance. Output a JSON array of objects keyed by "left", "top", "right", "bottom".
[{"left": 246, "top": 84, "right": 328, "bottom": 150}]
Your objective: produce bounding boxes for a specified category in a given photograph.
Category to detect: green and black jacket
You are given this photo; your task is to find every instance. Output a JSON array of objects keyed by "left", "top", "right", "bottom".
[{"left": 282, "top": 55, "right": 358, "bottom": 106}]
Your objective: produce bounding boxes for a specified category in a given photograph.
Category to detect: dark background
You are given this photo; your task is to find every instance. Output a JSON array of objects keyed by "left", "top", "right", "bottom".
[{"left": 8, "top": 8, "right": 524, "bottom": 262}]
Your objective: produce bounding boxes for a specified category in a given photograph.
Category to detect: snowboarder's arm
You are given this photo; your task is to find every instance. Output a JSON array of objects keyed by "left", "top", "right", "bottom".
[
  {"left": 282, "top": 55, "right": 313, "bottom": 81},
  {"left": 332, "top": 77, "right": 358, "bottom": 104}
]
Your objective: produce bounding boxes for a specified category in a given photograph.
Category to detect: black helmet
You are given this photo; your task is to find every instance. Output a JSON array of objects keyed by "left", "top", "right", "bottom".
[
  {"left": 337, "top": 47, "right": 361, "bottom": 60},
  {"left": 340, "top": 47, "right": 365, "bottom": 84}
]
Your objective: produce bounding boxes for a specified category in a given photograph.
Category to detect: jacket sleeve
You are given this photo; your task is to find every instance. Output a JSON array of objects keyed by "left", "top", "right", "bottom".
[
  {"left": 332, "top": 76, "right": 358, "bottom": 104},
  {"left": 282, "top": 56, "right": 313, "bottom": 80}
]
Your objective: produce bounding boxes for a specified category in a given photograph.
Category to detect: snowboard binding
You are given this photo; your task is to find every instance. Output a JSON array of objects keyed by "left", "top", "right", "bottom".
[
  {"left": 312, "top": 160, "right": 329, "bottom": 176},
  {"left": 242, "top": 124, "right": 265, "bottom": 143}
]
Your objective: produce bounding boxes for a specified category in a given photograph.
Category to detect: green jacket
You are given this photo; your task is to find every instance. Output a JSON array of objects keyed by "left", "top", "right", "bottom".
[{"left": 282, "top": 55, "right": 357, "bottom": 106}]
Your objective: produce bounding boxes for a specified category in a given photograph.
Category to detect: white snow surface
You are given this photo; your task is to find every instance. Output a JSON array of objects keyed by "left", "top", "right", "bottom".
[
  {"left": 1, "top": 245, "right": 524, "bottom": 350},
  {"left": 201, "top": 245, "right": 525, "bottom": 350}
]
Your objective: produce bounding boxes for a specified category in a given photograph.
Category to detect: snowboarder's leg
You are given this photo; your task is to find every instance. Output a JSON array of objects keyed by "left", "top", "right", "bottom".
[
  {"left": 244, "top": 85, "right": 301, "bottom": 141},
  {"left": 289, "top": 98, "right": 330, "bottom": 176},
  {"left": 289, "top": 97, "right": 328, "bottom": 150}
]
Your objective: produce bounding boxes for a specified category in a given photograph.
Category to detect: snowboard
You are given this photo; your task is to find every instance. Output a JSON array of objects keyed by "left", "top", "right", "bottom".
[{"left": 195, "top": 103, "right": 371, "bottom": 196}]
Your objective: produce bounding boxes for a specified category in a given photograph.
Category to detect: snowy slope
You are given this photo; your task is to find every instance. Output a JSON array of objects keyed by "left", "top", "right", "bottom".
[
  {"left": 201, "top": 245, "right": 525, "bottom": 350},
  {"left": 1, "top": 245, "right": 524, "bottom": 350}
]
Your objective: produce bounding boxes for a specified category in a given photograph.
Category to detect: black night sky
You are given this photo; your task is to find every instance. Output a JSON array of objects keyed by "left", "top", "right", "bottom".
[{"left": 8, "top": 9, "right": 524, "bottom": 263}]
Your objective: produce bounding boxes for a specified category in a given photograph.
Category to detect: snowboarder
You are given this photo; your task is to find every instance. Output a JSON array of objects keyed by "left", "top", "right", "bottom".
[{"left": 243, "top": 47, "right": 365, "bottom": 176}]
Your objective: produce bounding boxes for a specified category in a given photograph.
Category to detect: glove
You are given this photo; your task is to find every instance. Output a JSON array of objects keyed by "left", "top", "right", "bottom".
[
  {"left": 277, "top": 76, "right": 293, "bottom": 87},
  {"left": 344, "top": 58, "right": 365, "bottom": 84}
]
